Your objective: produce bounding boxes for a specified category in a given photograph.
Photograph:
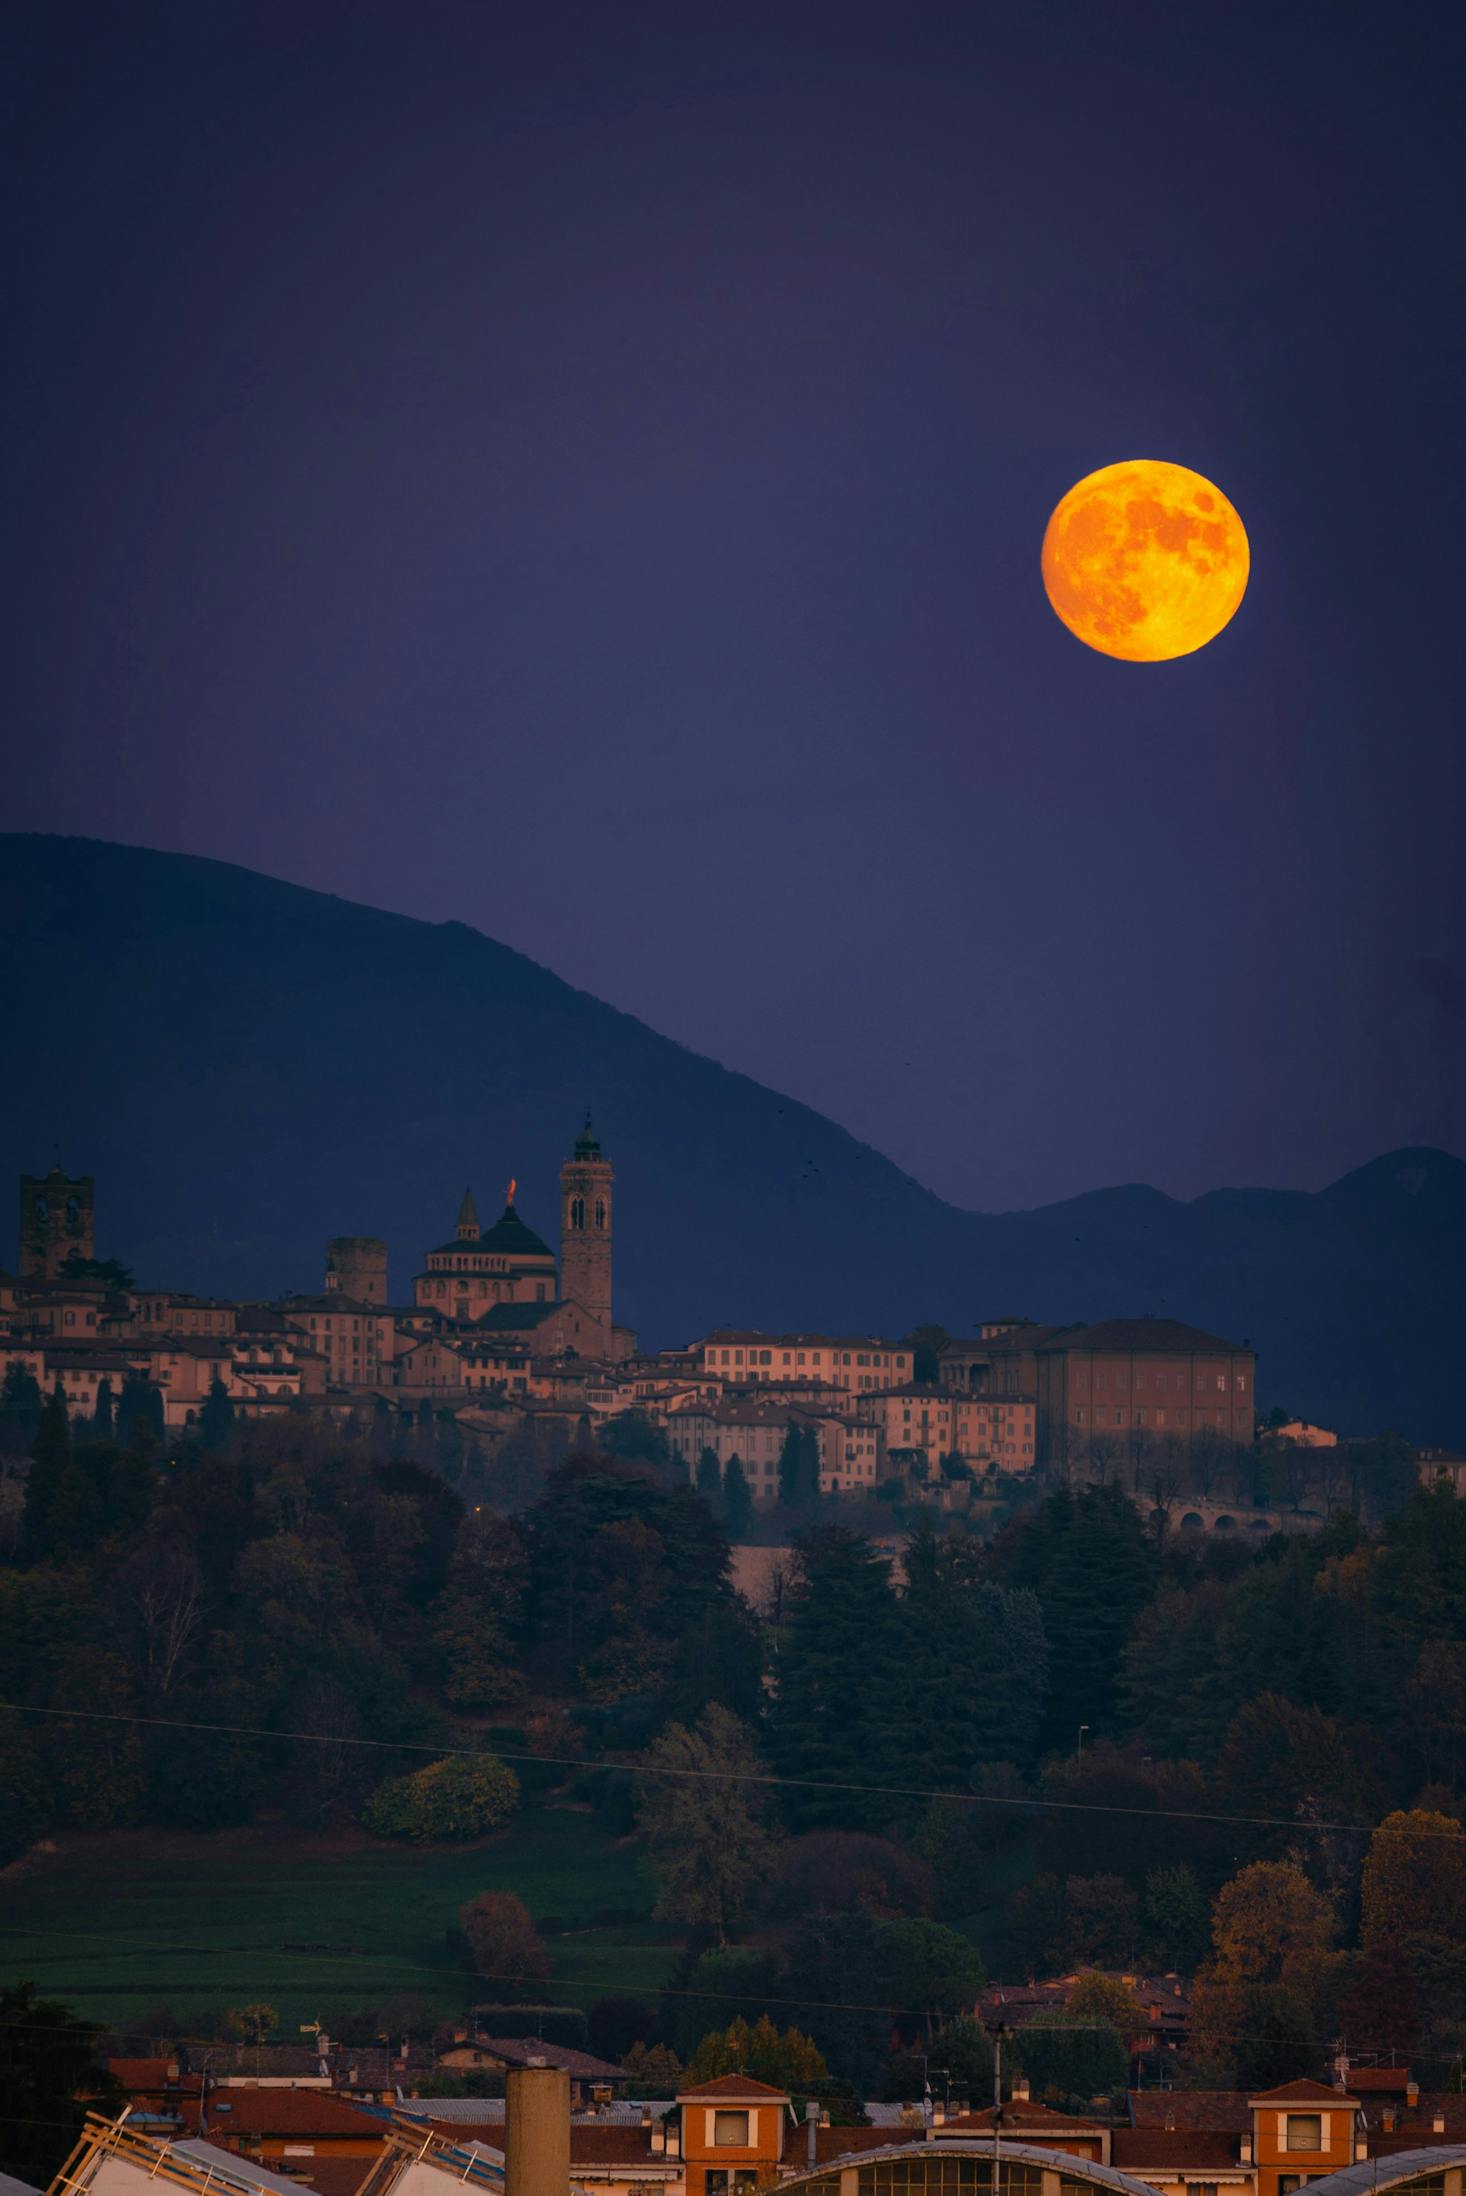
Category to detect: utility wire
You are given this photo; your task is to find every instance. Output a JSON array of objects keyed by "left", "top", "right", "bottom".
[
  {"left": 0, "top": 1699, "right": 1448, "bottom": 1842},
  {"left": 0, "top": 1923, "right": 1427, "bottom": 2055}
]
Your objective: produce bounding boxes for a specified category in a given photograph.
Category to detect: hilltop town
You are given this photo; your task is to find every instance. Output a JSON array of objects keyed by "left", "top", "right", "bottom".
[{"left": 3, "top": 1129, "right": 1447, "bottom": 1541}]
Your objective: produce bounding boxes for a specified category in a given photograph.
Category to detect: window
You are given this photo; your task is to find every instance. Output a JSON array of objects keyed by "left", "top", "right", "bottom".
[
  {"left": 570, "top": 1196, "right": 585, "bottom": 1231},
  {"left": 1285, "top": 2117, "right": 1323, "bottom": 2152},
  {"left": 594, "top": 1199, "right": 606, "bottom": 1228},
  {"left": 713, "top": 2112, "right": 750, "bottom": 2146}
]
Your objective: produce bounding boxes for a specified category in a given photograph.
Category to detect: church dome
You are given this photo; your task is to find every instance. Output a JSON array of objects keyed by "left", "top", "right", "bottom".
[{"left": 478, "top": 1201, "right": 554, "bottom": 1260}]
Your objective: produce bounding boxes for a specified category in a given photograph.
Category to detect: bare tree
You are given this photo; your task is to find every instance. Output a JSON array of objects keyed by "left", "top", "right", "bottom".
[{"left": 114, "top": 1529, "right": 204, "bottom": 1700}]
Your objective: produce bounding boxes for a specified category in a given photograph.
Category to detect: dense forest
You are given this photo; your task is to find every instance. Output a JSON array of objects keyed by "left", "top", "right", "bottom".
[{"left": 3, "top": 1374, "right": 1466, "bottom": 2117}]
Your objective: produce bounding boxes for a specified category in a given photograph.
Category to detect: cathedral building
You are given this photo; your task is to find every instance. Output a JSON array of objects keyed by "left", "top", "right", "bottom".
[{"left": 412, "top": 1117, "right": 633, "bottom": 1361}]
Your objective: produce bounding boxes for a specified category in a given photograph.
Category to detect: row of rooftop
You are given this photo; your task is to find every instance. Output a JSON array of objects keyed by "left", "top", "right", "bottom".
[{"left": 41, "top": 2058, "right": 1466, "bottom": 2196}]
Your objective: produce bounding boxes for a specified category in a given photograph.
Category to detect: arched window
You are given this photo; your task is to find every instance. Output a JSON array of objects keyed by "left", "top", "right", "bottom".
[
  {"left": 570, "top": 1196, "right": 585, "bottom": 1231},
  {"left": 594, "top": 1198, "right": 607, "bottom": 1229}
]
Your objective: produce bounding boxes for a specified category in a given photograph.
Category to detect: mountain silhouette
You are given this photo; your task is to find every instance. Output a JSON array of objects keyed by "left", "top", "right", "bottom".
[{"left": 2, "top": 833, "right": 1462, "bottom": 1444}]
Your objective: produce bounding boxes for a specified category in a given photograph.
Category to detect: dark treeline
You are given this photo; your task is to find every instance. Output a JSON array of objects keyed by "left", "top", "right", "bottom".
[{"left": 4, "top": 1385, "right": 1466, "bottom": 2108}]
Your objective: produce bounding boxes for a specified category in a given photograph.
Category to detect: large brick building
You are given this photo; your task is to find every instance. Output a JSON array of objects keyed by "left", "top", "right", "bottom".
[{"left": 941, "top": 1316, "right": 1254, "bottom": 1464}]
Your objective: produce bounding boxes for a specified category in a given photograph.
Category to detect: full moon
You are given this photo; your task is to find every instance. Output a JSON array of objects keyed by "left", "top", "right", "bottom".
[{"left": 1041, "top": 459, "right": 1249, "bottom": 662}]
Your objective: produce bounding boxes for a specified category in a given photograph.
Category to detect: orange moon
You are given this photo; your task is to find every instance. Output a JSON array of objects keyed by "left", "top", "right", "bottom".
[{"left": 1041, "top": 459, "right": 1249, "bottom": 661}]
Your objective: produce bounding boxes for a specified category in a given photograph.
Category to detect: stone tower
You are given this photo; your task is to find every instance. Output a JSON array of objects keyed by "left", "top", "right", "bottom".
[
  {"left": 559, "top": 1116, "right": 613, "bottom": 1334},
  {"left": 324, "top": 1236, "right": 388, "bottom": 1304},
  {"left": 19, "top": 1166, "right": 95, "bottom": 1281}
]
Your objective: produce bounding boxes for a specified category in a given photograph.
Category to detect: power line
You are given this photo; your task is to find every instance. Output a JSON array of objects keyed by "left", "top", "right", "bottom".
[
  {"left": 0, "top": 1699, "right": 1449, "bottom": 1842},
  {"left": 0, "top": 1926, "right": 1428, "bottom": 2056}
]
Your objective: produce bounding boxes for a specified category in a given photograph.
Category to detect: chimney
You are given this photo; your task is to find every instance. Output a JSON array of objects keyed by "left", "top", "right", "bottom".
[
  {"left": 1383, "top": 2110, "right": 1396, "bottom": 2133},
  {"left": 666, "top": 2119, "right": 681, "bottom": 2159},
  {"left": 505, "top": 2063, "right": 570, "bottom": 2196},
  {"left": 1240, "top": 2136, "right": 1252, "bottom": 2165},
  {"left": 650, "top": 2120, "right": 665, "bottom": 2155},
  {"left": 1013, "top": 2077, "right": 1030, "bottom": 2104},
  {"left": 807, "top": 2099, "right": 820, "bottom": 2168},
  {"left": 1434, "top": 2117, "right": 1447, "bottom": 2136},
  {"left": 1407, "top": 2083, "right": 1419, "bottom": 2108}
]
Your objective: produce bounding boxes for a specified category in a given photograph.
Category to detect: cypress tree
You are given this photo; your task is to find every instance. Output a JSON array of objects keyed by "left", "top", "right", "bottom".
[
  {"left": 24, "top": 1379, "right": 71, "bottom": 1553},
  {"left": 778, "top": 1422, "right": 821, "bottom": 1512},
  {"left": 1035, "top": 1482, "right": 1155, "bottom": 1744},
  {"left": 723, "top": 1454, "right": 753, "bottom": 1541},
  {"left": 696, "top": 1446, "right": 723, "bottom": 1512},
  {"left": 117, "top": 1374, "right": 165, "bottom": 1446},
  {"left": 0, "top": 1363, "right": 43, "bottom": 1453},
  {"left": 770, "top": 1528, "right": 904, "bottom": 1829},
  {"left": 198, "top": 1376, "right": 236, "bottom": 1452},
  {"left": 92, "top": 1377, "right": 114, "bottom": 1438}
]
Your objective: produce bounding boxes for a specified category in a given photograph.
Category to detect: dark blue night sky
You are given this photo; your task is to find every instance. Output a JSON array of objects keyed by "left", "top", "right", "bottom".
[{"left": 7, "top": 1, "right": 1463, "bottom": 1210}]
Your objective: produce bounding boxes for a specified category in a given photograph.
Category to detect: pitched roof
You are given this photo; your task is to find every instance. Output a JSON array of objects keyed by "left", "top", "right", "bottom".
[
  {"left": 812, "top": 2127, "right": 907, "bottom": 2160},
  {"left": 1248, "top": 2079, "right": 1355, "bottom": 2105},
  {"left": 289, "top": 2161, "right": 373, "bottom": 2196},
  {"left": 472, "top": 2037, "right": 627, "bottom": 2079},
  {"left": 472, "top": 1302, "right": 564, "bottom": 1332},
  {"left": 1346, "top": 2071, "right": 1411, "bottom": 2093},
  {"left": 1113, "top": 2131, "right": 1242, "bottom": 2170},
  {"left": 1038, "top": 1318, "right": 1251, "bottom": 1357},
  {"left": 676, "top": 2073, "right": 791, "bottom": 2101},
  {"left": 178, "top": 2091, "right": 386, "bottom": 2136},
  {"left": 946, "top": 2104, "right": 1109, "bottom": 2133},
  {"left": 428, "top": 1205, "right": 554, "bottom": 1263},
  {"left": 109, "top": 2057, "right": 189, "bottom": 2092},
  {"left": 1129, "top": 2093, "right": 1253, "bottom": 2135}
]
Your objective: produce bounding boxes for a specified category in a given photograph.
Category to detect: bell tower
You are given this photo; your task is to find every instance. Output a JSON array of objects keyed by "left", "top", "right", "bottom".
[
  {"left": 20, "top": 1166, "right": 95, "bottom": 1281},
  {"left": 559, "top": 1116, "right": 613, "bottom": 1336}
]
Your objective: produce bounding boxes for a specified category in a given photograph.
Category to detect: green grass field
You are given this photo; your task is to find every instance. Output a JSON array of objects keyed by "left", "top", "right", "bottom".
[{"left": 0, "top": 1805, "right": 683, "bottom": 2032}]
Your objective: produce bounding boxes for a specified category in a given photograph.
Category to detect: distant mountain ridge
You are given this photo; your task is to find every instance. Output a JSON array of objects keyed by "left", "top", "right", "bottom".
[{"left": 2, "top": 833, "right": 1462, "bottom": 1443}]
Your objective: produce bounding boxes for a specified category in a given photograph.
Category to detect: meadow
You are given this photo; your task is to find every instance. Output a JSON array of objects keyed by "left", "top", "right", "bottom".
[{"left": 0, "top": 1804, "right": 681, "bottom": 2034}]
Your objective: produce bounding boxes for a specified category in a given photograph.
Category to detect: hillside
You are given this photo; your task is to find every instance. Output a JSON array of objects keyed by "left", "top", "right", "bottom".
[{"left": 2, "top": 833, "right": 1462, "bottom": 1440}]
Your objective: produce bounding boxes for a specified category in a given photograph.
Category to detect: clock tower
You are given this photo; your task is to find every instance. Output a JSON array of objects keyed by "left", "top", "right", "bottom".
[{"left": 559, "top": 1115, "right": 613, "bottom": 1338}]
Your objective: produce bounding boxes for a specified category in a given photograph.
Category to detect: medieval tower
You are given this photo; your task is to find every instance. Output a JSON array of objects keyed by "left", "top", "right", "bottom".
[
  {"left": 20, "top": 1166, "right": 95, "bottom": 1280},
  {"left": 559, "top": 1116, "right": 613, "bottom": 1332},
  {"left": 324, "top": 1235, "right": 389, "bottom": 1303}
]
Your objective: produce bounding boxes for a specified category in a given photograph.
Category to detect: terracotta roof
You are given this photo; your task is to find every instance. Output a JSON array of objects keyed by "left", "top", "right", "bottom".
[
  {"left": 1367, "top": 2102, "right": 1466, "bottom": 2140},
  {"left": 569, "top": 2128, "right": 667, "bottom": 2165},
  {"left": 1038, "top": 1319, "right": 1251, "bottom": 1358},
  {"left": 1248, "top": 2080, "right": 1355, "bottom": 2105},
  {"left": 813, "top": 2128, "right": 907, "bottom": 2160},
  {"left": 1113, "top": 2132, "right": 1241, "bottom": 2170},
  {"left": 471, "top": 2037, "right": 627, "bottom": 2080},
  {"left": 291, "top": 2162, "right": 373, "bottom": 2196},
  {"left": 1347, "top": 2071, "right": 1412, "bottom": 2093},
  {"left": 701, "top": 1332, "right": 909, "bottom": 1352},
  {"left": 109, "top": 2058, "right": 185, "bottom": 2092},
  {"left": 947, "top": 2105, "right": 1108, "bottom": 2133},
  {"left": 179, "top": 2093, "right": 385, "bottom": 2136},
  {"left": 472, "top": 1304, "right": 564, "bottom": 1332},
  {"left": 1129, "top": 2094, "right": 1253, "bottom": 2135},
  {"left": 676, "top": 2074, "right": 791, "bottom": 2101}
]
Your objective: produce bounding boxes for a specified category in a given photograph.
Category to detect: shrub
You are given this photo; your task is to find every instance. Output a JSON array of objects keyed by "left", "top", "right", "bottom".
[{"left": 363, "top": 1752, "right": 519, "bottom": 1842}]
